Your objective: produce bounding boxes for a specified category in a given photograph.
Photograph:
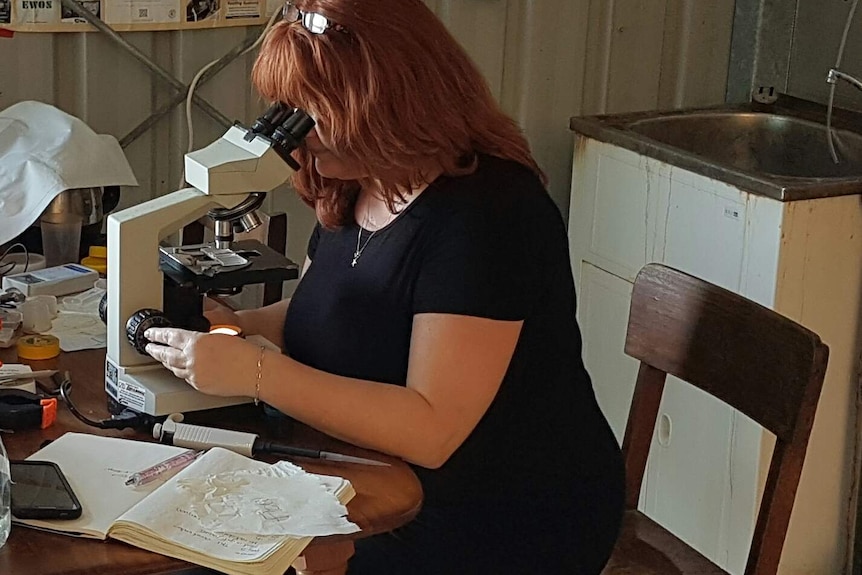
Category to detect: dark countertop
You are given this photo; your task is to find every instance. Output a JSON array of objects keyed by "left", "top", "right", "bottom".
[{"left": 569, "top": 95, "right": 862, "bottom": 202}]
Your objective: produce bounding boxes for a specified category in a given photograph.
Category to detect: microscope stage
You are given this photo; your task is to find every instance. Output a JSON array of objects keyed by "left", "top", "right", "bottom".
[{"left": 159, "top": 239, "right": 299, "bottom": 292}]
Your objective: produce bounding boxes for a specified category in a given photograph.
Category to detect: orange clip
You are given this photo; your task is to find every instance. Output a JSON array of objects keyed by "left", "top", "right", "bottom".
[{"left": 40, "top": 398, "right": 58, "bottom": 429}]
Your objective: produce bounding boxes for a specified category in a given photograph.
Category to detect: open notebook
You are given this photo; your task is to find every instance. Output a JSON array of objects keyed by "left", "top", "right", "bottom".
[{"left": 15, "top": 432, "right": 356, "bottom": 575}]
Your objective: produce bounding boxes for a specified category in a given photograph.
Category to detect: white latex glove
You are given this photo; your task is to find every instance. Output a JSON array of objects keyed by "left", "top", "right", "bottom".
[{"left": 144, "top": 327, "right": 261, "bottom": 398}]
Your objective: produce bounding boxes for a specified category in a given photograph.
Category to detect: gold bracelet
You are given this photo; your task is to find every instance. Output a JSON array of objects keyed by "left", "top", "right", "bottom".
[{"left": 254, "top": 346, "right": 265, "bottom": 406}]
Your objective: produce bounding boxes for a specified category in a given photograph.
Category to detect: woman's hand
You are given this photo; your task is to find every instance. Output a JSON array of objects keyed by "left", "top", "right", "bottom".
[{"left": 144, "top": 327, "right": 259, "bottom": 398}]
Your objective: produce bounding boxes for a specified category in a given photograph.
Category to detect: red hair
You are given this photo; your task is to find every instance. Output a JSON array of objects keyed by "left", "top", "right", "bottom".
[{"left": 252, "top": 0, "right": 545, "bottom": 228}]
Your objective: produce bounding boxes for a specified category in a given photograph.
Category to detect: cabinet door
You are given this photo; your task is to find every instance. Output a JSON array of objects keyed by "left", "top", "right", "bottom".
[
  {"left": 569, "top": 138, "right": 667, "bottom": 285},
  {"left": 642, "top": 170, "right": 752, "bottom": 570},
  {"left": 659, "top": 169, "right": 747, "bottom": 291},
  {"left": 576, "top": 262, "right": 640, "bottom": 443}
]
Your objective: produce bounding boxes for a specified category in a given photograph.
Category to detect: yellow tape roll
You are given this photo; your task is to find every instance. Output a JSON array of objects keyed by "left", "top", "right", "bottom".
[{"left": 17, "top": 334, "right": 61, "bottom": 360}]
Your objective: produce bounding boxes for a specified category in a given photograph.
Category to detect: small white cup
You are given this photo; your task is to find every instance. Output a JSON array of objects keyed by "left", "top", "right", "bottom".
[
  {"left": 20, "top": 299, "right": 52, "bottom": 333},
  {"left": 28, "top": 295, "right": 58, "bottom": 318}
]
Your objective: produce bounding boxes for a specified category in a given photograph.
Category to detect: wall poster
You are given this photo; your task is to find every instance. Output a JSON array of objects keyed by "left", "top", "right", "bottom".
[{"left": 0, "top": 0, "right": 281, "bottom": 30}]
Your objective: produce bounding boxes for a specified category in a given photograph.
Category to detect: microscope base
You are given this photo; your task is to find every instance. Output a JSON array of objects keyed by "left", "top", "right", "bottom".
[{"left": 105, "top": 359, "right": 251, "bottom": 416}]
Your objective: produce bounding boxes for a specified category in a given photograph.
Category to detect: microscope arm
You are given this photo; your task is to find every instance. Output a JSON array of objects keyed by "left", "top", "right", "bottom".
[{"left": 106, "top": 188, "right": 245, "bottom": 369}]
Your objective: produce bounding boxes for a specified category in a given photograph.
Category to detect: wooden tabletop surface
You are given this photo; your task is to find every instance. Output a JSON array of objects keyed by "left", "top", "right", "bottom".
[{"left": 0, "top": 345, "right": 422, "bottom": 575}]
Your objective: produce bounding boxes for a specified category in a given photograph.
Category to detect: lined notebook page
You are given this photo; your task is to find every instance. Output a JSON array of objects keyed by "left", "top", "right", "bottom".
[{"left": 18, "top": 433, "right": 188, "bottom": 538}]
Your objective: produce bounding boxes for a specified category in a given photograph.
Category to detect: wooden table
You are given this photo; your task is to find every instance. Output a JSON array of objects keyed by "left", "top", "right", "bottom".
[{"left": 0, "top": 347, "right": 422, "bottom": 575}]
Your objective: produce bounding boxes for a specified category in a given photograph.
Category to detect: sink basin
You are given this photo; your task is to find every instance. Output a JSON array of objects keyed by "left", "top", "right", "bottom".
[
  {"left": 568, "top": 96, "right": 862, "bottom": 200},
  {"left": 626, "top": 112, "right": 862, "bottom": 179}
]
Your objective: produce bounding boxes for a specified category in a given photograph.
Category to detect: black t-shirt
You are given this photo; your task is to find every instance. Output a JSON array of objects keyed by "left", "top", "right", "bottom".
[{"left": 283, "top": 154, "right": 622, "bottom": 509}]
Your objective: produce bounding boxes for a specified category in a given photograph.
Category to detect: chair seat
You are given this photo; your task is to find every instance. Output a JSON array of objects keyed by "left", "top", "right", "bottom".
[{"left": 602, "top": 510, "right": 728, "bottom": 575}]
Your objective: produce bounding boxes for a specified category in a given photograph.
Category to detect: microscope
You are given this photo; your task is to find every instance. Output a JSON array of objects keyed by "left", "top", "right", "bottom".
[{"left": 105, "top": 103, "right": 314, "bottom": 417}]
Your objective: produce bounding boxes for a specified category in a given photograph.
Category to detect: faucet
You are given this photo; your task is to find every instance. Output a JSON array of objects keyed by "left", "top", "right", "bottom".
[
  {"left": 824, "top": 68, "right": 862, "bottom": 164},
  {"left": 827, "top": 68, "right": 862, "bottom": 92}
]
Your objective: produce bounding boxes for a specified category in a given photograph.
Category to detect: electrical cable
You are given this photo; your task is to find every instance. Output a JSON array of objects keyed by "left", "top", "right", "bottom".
[
  {"left": 0, "top": 242, "right": 29, "bottom": 277},
  {"left": 55, "top": 371, "right": 156, "bottom": 431},
  {"left": 826, "top": 0, "right": 860, "bottom": 164}
]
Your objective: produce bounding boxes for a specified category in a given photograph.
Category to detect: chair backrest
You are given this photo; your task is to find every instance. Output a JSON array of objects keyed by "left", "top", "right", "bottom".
[{"left": 621, "top": 263, "right": 828, "bottom": 575}]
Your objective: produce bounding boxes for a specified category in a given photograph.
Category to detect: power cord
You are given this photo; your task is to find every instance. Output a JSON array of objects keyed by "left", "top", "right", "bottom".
[
  {"left": 0, "top": 242, "right": 29, "bottom": 278},
  {"left": 53, "top": 371, "right": 158, "bottom": 431}
]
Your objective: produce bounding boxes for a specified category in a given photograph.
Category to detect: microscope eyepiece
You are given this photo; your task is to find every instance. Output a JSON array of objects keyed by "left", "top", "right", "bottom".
[
  {"left": 272, "top": 109, "right": 315, "bottom": 151},
  {"left": 247, "top": 102, "right": 295, "bottom": 139},
  {"left": 268, "top": 109, "right": 315, "bottom": 171},
  {"left": 238, "top": 105, "right": 314, "bottom": 169}
]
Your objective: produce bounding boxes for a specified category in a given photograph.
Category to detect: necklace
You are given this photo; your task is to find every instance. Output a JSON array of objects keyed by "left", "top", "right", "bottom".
[
  {"left": 351, "top": 209, "right": 393, "bottom": 267},
  {"left": 351, "top": 226, "right": 377, "bottom": 267}
]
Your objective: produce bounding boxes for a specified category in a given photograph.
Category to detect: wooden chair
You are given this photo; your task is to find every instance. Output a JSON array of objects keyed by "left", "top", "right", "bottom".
[{"left": 603, "top": 263, "right": 829, "bottom": 575}]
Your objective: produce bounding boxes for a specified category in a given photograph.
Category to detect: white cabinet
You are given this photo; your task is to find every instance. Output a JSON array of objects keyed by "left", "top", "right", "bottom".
[{"left": 568, "top": 137, "right": 862, "bottom": 575}]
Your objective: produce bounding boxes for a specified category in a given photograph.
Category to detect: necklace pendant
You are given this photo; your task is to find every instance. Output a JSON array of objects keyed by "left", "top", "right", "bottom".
[{"left": 351, "top": 251, "right": 360, "bottom": 267}]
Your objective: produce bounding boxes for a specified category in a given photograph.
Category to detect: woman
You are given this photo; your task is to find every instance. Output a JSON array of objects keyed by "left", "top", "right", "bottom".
[{"left": 144, "top": 1, "right": 624, "bottom": 572}]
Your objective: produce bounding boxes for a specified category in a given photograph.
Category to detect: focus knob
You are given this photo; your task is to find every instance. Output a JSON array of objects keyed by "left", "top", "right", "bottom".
[
  {"left": 98, "top": 292, "right": 108, "bottom": 325},
  {"left": 126, "top": 308, "right": 172, "bottom": 354}
]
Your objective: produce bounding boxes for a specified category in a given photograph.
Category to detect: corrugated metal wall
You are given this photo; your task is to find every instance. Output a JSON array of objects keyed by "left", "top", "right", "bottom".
[
  {"left": 781, "top": 0, "right": 862, "bottom": 113},
  {"left": 0, "top": 0, "right": 735, "bottom": 267}
]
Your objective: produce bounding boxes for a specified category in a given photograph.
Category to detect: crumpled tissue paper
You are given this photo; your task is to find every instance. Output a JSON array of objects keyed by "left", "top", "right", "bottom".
[
  {"left": 177, "top": 460, "right": 360, "bottom": 537},
  {"left": 0, "top": 100, "right": 139, "bottom": 245}
]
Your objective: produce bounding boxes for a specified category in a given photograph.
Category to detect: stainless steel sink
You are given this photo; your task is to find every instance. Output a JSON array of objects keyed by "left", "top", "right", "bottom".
[
  {"left": 627, "top": 112, "right": 862, "bottom": 180},
  {"left": 568, "top": 96, "right": 862, "bottom": 201}
]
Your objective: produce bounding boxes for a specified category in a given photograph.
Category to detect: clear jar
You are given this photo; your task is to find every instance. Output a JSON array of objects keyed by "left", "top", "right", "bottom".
[{"left": 0, "top": 435, "right": 10, "bottom": 548}]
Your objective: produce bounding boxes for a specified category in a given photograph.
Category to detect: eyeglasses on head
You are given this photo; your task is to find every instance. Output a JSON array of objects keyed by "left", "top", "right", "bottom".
[{"left": 282, "top": 2, "right": 347, "bottom": 34}]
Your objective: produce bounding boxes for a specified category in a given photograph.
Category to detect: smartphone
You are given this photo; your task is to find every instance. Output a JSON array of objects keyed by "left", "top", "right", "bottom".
[{"left": 10, "top": 460, "right": 83, "bottom": 520}]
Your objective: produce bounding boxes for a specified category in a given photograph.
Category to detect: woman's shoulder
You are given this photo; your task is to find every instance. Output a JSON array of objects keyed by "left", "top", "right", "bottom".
[
  {"left": 415, "top": 155, "right": 564, "bottom": 247},
  {"left": 444, "top": 153, "right": 542, "bottom": 191},
  {"left": 429, "top": 154, "right": 550, "bottom": 210}
]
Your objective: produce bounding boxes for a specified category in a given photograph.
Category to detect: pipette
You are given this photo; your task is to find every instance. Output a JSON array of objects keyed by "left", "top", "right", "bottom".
[{"left": 152, "top": 415, "right": 390, "bottom": 467}]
